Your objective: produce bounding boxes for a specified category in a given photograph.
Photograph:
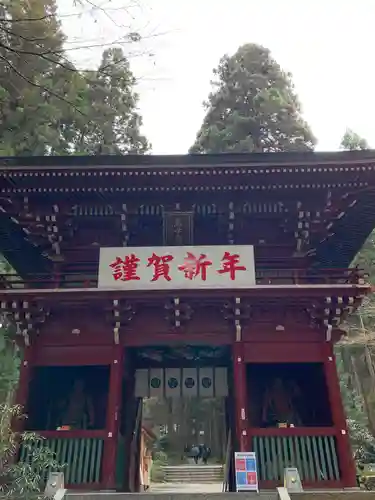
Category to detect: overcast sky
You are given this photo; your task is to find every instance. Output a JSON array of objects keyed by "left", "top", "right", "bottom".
[{"left": 58, "top": 0, "right": 375, "bottom": 154}]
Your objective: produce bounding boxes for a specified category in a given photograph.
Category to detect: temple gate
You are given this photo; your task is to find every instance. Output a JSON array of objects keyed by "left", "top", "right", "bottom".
[{"left": 0, "top": 151, "right": 374, "bottom": 491}]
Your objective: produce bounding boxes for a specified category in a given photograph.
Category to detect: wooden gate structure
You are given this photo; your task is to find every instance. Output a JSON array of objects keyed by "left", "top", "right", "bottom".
[{"left": 0, "top": 151, "right": 374, "bottom": 491}]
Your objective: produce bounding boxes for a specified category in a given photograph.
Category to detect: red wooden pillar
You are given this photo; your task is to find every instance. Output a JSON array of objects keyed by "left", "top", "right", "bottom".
[
  {"left": 323, "top": 343, "right": 357, "bottom": 488},
  {"left": 232, "top": 342, "right": 249, "bottom": 451},
  {"left": 102, "top": 345, "right": 124, "bottom": 490},
  {"left": 15, "top": 345, "right": 34, "bottom": 422}
]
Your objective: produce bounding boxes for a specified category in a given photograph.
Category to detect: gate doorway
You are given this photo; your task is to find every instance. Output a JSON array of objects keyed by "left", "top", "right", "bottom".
[{"left": 121, "top": 344, "right": 233, "bottom": 492}]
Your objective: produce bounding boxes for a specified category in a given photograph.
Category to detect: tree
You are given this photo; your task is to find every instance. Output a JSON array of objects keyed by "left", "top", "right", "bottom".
[
  {"left": 73, "top": 47, "right": 149, "bottom": 155},
  {"left": 340, "top": 129, "right": 369, "bottom": 151},
  {"left": 0, "top": 0, "right": 86, "bottom": 155},
  {"left": 190, "top": 44, "right": 316, "bottom": 154},
  {"left": 143, "top": 396, "right": 226, "bottom": 464},
  {"left": 0, "top": 258, "right": 20, "bottom": 405},
  {"left": 0, "top": 0, "right": 150, "bottom": 155},
  {"left": 336, "top": 347, "right": 375, "bottom": 462},
  {"left": 339, "top": 129, "right": 375, "bottom": 436},
  {"left": 0, "top": 327, "right": 19, "bottom": 406}
]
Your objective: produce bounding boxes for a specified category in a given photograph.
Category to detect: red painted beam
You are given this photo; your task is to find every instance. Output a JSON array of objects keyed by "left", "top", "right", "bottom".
[
  {"left": 251, "top": 427, "right": 336, "bottom": 437},
  {"left": 38, "top": 430, "right": 107, "bottom": 439},
  {"left": 0, "top": 283, "right": 370, "bottom": 302}
]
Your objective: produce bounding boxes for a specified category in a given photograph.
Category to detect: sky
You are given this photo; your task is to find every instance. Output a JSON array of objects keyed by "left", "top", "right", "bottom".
[{"left": 58, "top": 0, "right": 375, "bottom": 154}]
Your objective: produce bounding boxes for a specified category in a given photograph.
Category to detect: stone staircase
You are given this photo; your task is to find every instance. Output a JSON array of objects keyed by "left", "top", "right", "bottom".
[{"left": 162, "top": 464, "right": 224, "bottom": 483}]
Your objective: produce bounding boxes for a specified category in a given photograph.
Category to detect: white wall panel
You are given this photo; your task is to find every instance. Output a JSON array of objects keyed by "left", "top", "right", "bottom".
[
  {"left": 214, "top": 367, "right": 228, "bottom": 397},
  {"left": 134, "top": 369, "right": 149, "bottom": 398}
]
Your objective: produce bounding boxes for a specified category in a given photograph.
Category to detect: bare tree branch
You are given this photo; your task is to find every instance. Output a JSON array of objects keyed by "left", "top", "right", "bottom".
[
  {"left": 0, "top": 53, "right": 86, "bottom": 116},
  {"left": 0, "top": 0, "right": 165, "bottom": 124},
  {"left": 0, "top": 25, "right": 162, "bottom": 85},
  {"left": 0, "top": 23, "right": 160, "bottom": 56},
  {"left": 0, "top": 0, "right": 140, "bottom": 22}
]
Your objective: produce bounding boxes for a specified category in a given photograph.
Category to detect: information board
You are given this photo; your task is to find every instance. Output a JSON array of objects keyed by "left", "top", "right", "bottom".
[{"left": 234, "top": 451, "right": 259, "bottom": 492}]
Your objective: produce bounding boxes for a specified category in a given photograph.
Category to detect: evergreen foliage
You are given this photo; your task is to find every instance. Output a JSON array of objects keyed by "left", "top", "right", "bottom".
[
  {"left": 338, "top": 129, "right": 375, "bottom": 453},
  {"left": 336, "top": 347, "right": 375, "bottom": 462},
  {"left": 0, "top": 0, "right": 149, "bottom": 155},
  {"left": 340, "top": 129, "right": 369, "bottom": 151},
  {"left": 0, "top": 404, "right": 63, "bottom": 499},
  {"left": 190, "top": 43, "right": 315, "bottom": 153}
]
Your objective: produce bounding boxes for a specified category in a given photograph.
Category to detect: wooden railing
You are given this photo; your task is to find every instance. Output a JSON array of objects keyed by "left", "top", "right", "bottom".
[
  {"left": 252, "top": 428, "right": 340, "bottom": 484},
  {"left": 19, "top": 431, "right": 105, "bottom": 486},
  {"left": 256, "top": 267, "right": 365, "bottom": 285},
  {"left": 0, "top": 267, "right": 366, "bottom": 290}
]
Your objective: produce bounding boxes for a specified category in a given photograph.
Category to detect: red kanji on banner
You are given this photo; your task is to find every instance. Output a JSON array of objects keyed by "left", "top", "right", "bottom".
[
  {"left": 178, "top": 252, "right": 213, "bottom": 281},
  {"left": 147, "top": 253, "right": 173, "bottom": 282},
  {"left": 109, "top": 254, "right": 140, "bottom": 281},
  {"left": 217, "top": 251, "right": 246, "bottom": 280}
]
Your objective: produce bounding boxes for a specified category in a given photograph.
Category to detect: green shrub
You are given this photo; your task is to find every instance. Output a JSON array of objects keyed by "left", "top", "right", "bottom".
[
  {"left": 150, "top": 450, "right": 168, "bottom": 483},
  {"left": 0, "top": 403, "right": 64, "bottom": 499}
]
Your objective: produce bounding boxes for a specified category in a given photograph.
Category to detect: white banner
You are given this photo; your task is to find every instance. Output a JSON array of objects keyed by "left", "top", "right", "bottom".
[
  {"left": 134, "top": 367, "right": 228, "bottom": 398},
  {"left": 165, "top": 368, "right": 181, "bottom": 397},
  {"left": 199, "top": 367, "right": 214, "bottom": 398},
  {"left": 149, "top": 368, "right": 164, "bottom": 398},
  {"left": 98, "top": 245, "right": 255, "bottom": 290},
  {"left": 182, "top": 367, "right": 198, "bottom": 397}
]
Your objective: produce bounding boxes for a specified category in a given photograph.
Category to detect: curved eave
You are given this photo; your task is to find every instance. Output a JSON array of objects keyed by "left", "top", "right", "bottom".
[
  {"left": 1, "top": 149, "right": 375, "bottom": 169},
  {"left": 1, "top": 162, "right": 374, "bottom": 195},
  {"left": 0, "top": 214, "right": 51, "bottom": 278},
  {"left": 2, "top": 151, "right": 375, "bottom": 272},
  {"left": 314, "top": 191, "right": 375, "bottom": 268}
]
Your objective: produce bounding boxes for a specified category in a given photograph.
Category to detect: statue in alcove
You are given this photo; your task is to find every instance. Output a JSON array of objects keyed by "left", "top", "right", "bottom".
[
  {"left": 261, "top": 377, "right": 302, "bottom": 426},
  {"left": 60, "top": 379, "right": 95, "bottom": 430}
]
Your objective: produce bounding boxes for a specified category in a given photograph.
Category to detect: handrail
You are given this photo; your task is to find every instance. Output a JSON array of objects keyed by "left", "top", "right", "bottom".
[
  {"left": 37, "top": 429, "right": 107, "bottom": 439},
  {"left": 251, "top": 426, "right": 336, "bottom": 437},
  {"left": 222, "top": 429, "right": 232, "bottom": 492},
  {"left": 129, "top": 398, "right": 143, "bottom": 492},
  {"left": 0, "top": 267, "right": 364, "bottom": 278},
  {"left": 0, "top": 267, "right": 366, "bottom": 290}
]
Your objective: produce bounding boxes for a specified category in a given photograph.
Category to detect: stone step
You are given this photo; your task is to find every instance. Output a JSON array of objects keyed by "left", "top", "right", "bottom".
[
  {"left": 163, "top": 472, "right": 224, "bottom": 476},
  {"left": 164, "top": 470, "right": 223, "bottom": 472},
  {"left": 163, "top": 476, "right": 223, "bottom": 480},
  {"left": 163, "top": 477, "right": 223, "bottom": 483},
  {"left": 163, "top": 464, "right": 223, "bottom": 468},
  {"left": 162, "top": 465, "right": 224, "bottom": 483}
]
